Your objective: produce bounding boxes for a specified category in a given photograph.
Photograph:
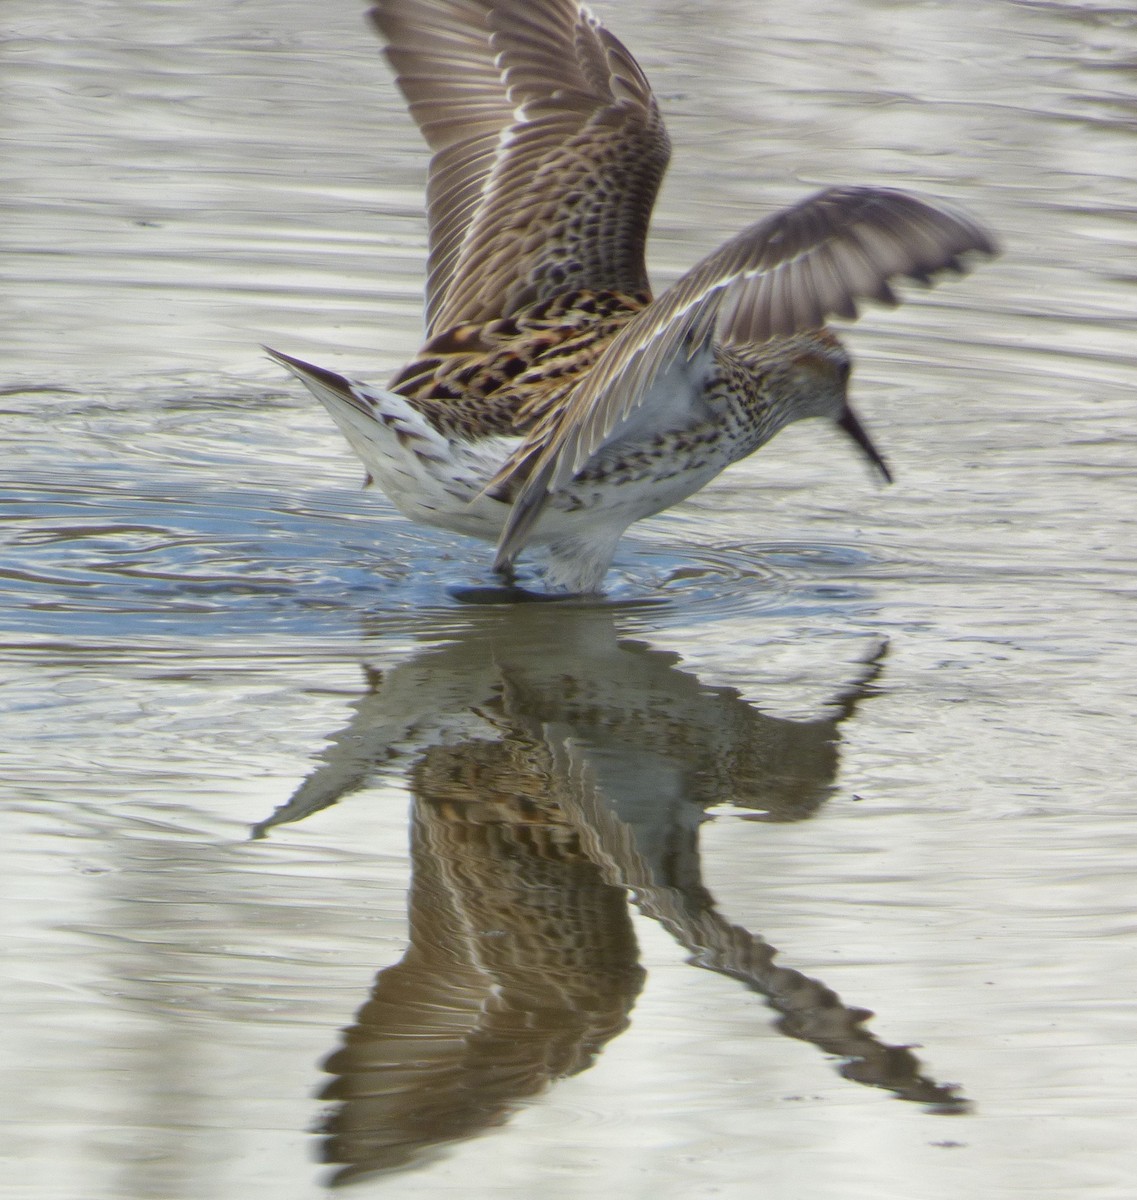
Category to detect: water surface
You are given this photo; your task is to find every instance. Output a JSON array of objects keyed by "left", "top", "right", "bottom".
[{"left": 2, "top": 1, "right": 1136, "bottom": 1197}]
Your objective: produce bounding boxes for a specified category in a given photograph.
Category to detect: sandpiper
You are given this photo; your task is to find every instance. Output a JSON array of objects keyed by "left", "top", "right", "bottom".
[{"left": 268, "top": 0, "right": 997, "bottom": 593}]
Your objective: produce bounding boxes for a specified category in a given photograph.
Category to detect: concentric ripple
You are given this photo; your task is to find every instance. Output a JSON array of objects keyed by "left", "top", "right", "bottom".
[
  {"left": 613, "top": 535, "right": 882, "bottom": 624},
  {"left": 1, "top": 373, "right": 891, "bottom": 650},
  {"left": 1, "top": 472, "right": 887, "bottom": 650}
]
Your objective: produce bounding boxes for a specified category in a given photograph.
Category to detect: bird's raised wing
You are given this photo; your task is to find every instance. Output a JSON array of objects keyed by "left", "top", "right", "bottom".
[
  {"left": 492, "top": 186, "right": 998, "bottom": 567},
  {"left": 370, "top": 0, "right": 671, "bottom": 336}
]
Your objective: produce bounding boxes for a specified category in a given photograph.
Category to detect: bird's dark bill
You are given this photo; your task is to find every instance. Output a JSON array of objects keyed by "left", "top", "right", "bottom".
[{"left": 839, "top": 407, "right": 893, "bottom": 483}]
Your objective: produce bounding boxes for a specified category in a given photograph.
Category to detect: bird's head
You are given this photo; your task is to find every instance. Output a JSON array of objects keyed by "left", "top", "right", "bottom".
[{"left": 772, "top": 332, "right": 892, "bottom": 483}]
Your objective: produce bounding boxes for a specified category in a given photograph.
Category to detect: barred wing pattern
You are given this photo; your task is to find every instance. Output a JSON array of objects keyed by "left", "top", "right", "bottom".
[
  {"left": 493, "top": 186, "right": 998, "bottom": 566},
  {"left": 371, "top": 0, "right": 671, "bottom": 336}
]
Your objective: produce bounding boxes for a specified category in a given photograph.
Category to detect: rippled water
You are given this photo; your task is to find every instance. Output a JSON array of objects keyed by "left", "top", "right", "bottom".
[{"left": 3, "top": 1, "right": 1136, "bottom": 1197}]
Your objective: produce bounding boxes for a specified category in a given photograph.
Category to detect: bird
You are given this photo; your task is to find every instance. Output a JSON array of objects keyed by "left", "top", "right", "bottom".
[{"left": 267, "top": 0, "right": 998, "bottom": 594}]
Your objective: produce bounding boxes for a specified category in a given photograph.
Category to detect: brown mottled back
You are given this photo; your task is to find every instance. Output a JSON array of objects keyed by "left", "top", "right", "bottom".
[{"left": 387, "top": 288, "right": 649, "bottom": 438}]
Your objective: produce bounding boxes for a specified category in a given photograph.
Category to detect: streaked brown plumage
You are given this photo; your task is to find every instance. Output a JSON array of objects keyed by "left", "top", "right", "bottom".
[{"left": 268, "top": 0, "right": 998, "bottom": 592}]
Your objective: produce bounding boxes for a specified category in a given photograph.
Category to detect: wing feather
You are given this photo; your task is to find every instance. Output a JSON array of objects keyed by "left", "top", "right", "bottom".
[
  {"left": 370, "top": 0, "right": 671, "bottom": 335},
  {"left": 492, "top": 185, "right": 998, "bottom": 567}
]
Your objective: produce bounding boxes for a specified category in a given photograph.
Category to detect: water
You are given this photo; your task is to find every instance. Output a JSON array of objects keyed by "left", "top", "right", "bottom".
[{"left": 2, "top": 1, "right": 1136, "bottom": 1197}]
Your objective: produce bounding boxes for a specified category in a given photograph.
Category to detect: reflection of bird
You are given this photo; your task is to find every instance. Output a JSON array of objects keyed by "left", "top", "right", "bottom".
[
  {"left": 268, "top": 0, "right": 997, "bottom": 592},
  {"left": 252, "top": 606, "right": 967, "bottom": 1183}
]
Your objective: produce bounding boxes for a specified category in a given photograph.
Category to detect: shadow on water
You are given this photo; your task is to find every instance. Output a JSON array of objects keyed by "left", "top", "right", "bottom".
[{"left": 253, "top": 603, "right": 967, "bottom": 1186}]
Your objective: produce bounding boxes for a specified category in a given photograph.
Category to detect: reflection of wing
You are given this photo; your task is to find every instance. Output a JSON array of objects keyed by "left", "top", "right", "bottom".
[
  {"left": 319, "top": 735, "right": 644, "bottom": 1185},
  {"left": 371, "top": 0, "right": 670, "bottom": 335},
  {"left": 492, "top": 187, "right": 998, "bottom": 562},
  {"left": 540, "top": 728, "right": 969, "bottom": 1112}
]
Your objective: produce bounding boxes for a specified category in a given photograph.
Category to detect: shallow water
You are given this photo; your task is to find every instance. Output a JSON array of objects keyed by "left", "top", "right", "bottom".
[{"left": 3, "top": 1, "right": 1136, "bottom": 1197}]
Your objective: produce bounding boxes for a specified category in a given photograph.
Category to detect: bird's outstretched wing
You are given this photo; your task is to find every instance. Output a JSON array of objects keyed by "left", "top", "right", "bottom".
[
  {"left": 370, "top": 0, "right": 671, "bottom": 336},
  {"left": 492, "top": 186, "right": 999, "bottom": 568}
]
